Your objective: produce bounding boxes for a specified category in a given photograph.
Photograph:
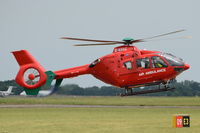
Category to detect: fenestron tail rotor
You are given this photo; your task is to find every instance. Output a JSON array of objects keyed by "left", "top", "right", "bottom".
[
  {"left": 61, "top": 29, "right": 186, "bottom": 46},
  {"left": 24, "top": 68, "right": 40, "bottom": 86}
]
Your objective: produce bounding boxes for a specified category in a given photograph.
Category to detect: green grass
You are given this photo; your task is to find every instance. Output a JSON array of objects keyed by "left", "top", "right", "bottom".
[
  {"left": 0, "top": 97, "right": 200, "bottom": 133},
  {"left": 0, "top": 96, "right": 200, "bottom": 106},
  {"left": 0, "top": 107, "right": 199, "bottom": 133}
]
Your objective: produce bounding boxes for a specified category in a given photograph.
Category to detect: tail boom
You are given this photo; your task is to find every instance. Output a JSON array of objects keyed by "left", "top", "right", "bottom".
[
  {"left": 54, "top": 64, "right": 90, "bottom": 79},
  {"left": 12, "top": 50, "right": 90, "bottom": 96}
]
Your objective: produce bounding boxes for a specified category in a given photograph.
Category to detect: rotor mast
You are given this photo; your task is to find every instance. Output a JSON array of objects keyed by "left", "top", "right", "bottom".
[{"left": 122, "top": 37, "right": 134, "bottom": 46}]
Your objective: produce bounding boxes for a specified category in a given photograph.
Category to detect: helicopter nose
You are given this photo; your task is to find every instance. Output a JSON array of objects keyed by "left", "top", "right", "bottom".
[{"left": 184, "top": 64, "right": 190, "bottom": 70}]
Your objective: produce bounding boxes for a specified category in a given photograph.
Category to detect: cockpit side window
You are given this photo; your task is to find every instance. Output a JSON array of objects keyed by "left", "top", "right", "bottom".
[
  {"left": 136, "top": 58, "right": 150, "bottom": 69},
  {"left": 124, "top": 61, "right": 132, "bottom": 70},
  {"left": 152, "top": 56, "right": 168, "bottom": 68}
]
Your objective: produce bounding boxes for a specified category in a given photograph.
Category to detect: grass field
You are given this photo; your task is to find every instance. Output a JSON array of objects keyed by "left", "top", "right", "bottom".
[
  {"left": 0, "top": 107, "right": 200, "bottom": 133},
  {"left": 0, "top": 96, "right": 200, "bottom": 133},
  {"left": 0, "top": 96, "right": 200, "bottom": 106}
]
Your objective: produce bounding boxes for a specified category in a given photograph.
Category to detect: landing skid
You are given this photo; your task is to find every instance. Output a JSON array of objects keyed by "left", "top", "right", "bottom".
[{"left": 120, "top": 87, "right": 175, "bottom": 96}]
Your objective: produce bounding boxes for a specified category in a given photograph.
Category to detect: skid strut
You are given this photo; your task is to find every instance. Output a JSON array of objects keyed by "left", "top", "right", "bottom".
[{"left": 120, "top": 87, "right": 175, "bottom": 96}]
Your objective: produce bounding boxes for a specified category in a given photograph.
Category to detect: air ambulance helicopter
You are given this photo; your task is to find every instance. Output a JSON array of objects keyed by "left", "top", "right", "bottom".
[{"left": 12, "top": 29, "right": 190, "bottom": 96}]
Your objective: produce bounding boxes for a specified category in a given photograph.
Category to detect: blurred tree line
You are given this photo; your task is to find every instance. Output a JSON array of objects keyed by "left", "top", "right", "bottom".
[
  {"left": 0, "top": 80, "right": 23, "bottom": 95},
  {"left": 0, "top": 80, "right": 200, "bottom": 96}
]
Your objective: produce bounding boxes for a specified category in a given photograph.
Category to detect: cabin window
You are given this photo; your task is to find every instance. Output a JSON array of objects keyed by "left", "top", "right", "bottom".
[
  {"left": 152, "top": 56, "right": 168, "bottom": 68},
  {"left": 124, "top": 61, "right": 132, "bottom": 70},
  {"left": 136, "top": 58, "right": 150, "bottom": 69}
]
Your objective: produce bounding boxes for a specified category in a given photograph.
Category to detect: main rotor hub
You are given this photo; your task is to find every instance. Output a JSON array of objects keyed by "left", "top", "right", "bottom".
[{"left": 122, "top": 37, "right": 134, "bottom": 45}]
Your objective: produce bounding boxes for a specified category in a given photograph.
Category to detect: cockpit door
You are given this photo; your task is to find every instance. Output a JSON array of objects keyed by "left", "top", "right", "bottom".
[
  {"left": 149, "top": 56, "right": 169, "bottom": 80},
  {"left": 136, "top": 57, "right": 154, "bottom": 82}
]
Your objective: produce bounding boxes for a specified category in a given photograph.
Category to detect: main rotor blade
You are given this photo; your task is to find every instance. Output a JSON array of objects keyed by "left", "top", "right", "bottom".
[
  {"left": 129, "top": 29, "right": 185, "bottom": 44},
  {"left": 141, "top": 36, "right": 192, "bottom": 42},
  {"left": 61, "top": 37, "right": 124, "bottom": 43},
  {"left": 74, "top": 42, "right": 121, "bottom": 46},
  {"left": 130, "top": 39, "right": 145, "bottom": 44},
  {"left": 142, "top": 29, "right": 185, "bottom": 40}
]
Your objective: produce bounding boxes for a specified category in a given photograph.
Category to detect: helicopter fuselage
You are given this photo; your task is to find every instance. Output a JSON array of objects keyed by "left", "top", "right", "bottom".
[{"left": 54, "top": 45, "right": 189, "bottom": 88}]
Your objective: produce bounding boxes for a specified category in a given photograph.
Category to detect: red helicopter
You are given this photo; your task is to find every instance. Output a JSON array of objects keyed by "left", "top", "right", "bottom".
[{"left": 12, "top": 30, "right": 190, "bottom": 96}]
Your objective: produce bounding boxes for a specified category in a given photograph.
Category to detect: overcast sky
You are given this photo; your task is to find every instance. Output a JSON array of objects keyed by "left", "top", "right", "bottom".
[{"left": 0, "top": 0, "right": 199, "bottom": 87}]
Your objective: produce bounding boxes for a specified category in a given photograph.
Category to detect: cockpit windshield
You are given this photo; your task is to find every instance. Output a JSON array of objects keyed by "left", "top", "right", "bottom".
[{"left": 160, "top": 53, "right": 184, "bottom": 66}]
